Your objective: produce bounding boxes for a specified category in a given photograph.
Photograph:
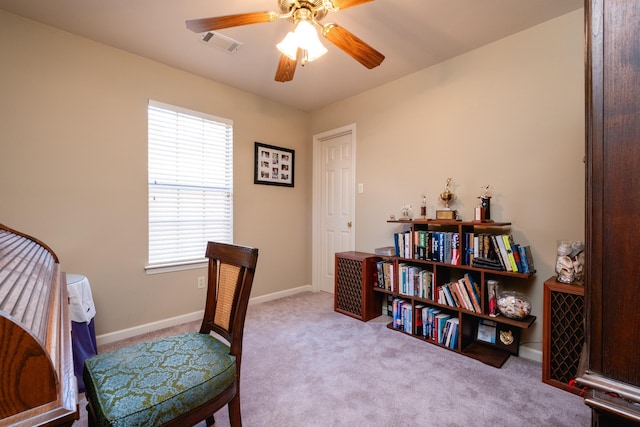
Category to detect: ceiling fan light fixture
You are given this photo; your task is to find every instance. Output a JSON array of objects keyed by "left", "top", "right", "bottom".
[
  {"left": 276, "top": 32, "right": 299, "bottom": 60},
  {"left": 277, "top": 19, "right": 327, "bottom": 63},
  {"left": 186, "top": 0, "right": 382, "bottom": 83},
  {"left": 293, "top": 20, "right": 327, "bottom": 61}
]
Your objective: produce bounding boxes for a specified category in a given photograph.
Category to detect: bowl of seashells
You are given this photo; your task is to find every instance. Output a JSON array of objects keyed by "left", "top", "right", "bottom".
[{"left": 496, "top": 291, "right": 532, "bottom": 319}]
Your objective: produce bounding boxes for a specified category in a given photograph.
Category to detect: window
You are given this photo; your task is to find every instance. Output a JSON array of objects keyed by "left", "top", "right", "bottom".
[{"left": 147, "top": 100, "right": 233, "bottom": 271}]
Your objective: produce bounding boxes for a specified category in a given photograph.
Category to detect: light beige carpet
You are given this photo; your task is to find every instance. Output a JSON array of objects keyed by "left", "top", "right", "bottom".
[{"left": 76, "top": 291, "right": 590, "bottom": 427}]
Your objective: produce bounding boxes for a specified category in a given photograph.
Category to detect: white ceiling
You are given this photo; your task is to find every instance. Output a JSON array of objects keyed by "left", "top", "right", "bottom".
[{"left": 0, "top": 0, "right": 583, "bottom": 112}]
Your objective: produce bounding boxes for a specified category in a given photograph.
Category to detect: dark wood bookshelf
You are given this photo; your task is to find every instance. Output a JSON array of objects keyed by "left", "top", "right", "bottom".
[{"left": 375, "top": 218, "right": 536, "bottom": 368}]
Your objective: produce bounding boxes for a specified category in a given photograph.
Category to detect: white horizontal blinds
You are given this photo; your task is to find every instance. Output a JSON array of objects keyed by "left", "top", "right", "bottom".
[{"left": 148, "top": 100, "right": 233, "bottom": 266}]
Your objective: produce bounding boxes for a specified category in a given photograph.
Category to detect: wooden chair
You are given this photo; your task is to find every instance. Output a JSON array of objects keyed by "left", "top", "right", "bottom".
[{"left": 83, "top": 242, "right": 259, "bottom": 427}]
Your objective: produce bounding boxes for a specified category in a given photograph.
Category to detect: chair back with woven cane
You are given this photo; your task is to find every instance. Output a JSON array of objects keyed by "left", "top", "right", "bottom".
[{"left": 83, "top": 241, "right": 258, "bottom": 427}]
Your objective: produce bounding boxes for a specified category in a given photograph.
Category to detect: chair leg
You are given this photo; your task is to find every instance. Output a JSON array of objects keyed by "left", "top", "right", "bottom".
[
  {"left": 206, "top": 415, "right": 215, "bottom": 426},
  {"left": 86, "top": 402, "right": 96, "bottom": 427},
  {"left": 228, "top": 394, "right": 242, "bottom": 427}
]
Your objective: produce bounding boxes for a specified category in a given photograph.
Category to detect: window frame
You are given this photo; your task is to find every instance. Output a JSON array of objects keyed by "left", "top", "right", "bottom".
[{"left": 145, "top": 99, "right": 233, "bottom": 274}]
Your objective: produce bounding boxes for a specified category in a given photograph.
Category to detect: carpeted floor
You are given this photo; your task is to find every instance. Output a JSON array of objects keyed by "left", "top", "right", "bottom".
[{"left": 77, "top": 291, "right": 590, "bottom": 426}]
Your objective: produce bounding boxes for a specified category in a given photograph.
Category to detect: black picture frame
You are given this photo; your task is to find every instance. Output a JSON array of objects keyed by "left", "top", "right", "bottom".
[{"left": 254, "top": 142, "right": 295, "bottom": 187}]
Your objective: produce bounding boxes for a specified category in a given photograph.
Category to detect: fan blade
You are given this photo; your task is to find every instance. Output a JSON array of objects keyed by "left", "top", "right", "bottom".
[
  {"left": 322, "top": 24, "right": 384, "bottom": 69},
  {"left": 327, "top": 0, "right": 374, "bottom": 10},
  {"left": 275, "top": 51, "right": 299, "bottom": 82},
  {"left": 186, "top": 12, "right": 278, "bottom": 32}
]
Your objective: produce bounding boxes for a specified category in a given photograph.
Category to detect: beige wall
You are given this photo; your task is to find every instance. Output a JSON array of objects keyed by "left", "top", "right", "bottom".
[
  {"left": 0, "top": 11, "right": 311, "bottom": 335},
  {"left": 1, "top": 8, "right": 584, "bottom": 351},
  {"left": 310, "top": 10, "right": 585, "bottom": 349}
]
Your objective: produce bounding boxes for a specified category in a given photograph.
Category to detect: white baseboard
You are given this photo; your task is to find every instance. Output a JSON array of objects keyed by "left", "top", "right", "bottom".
[
  {"left": 96, "top": 311, "right": 204, "bottom": 346},
  {"left": 519, "top": 345, "right": 542, "bottom": 363},
  {"left": 248, "top": 284, "right": 312, "bottom": 305},
  {"left": 96, "top": 284, "right": 313, "bottom": 347}
]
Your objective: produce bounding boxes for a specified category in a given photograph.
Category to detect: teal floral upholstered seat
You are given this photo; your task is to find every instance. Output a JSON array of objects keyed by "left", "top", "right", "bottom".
[
  {"left": 84, "top": 333, "right": 236, "bottom": 426},
  {"left": 83, "top": 242, "right": 259, "bottom": 427}
]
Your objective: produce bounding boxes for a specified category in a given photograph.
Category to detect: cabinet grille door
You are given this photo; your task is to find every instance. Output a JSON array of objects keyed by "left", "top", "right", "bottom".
[
  {"left": 546, "top": 286, "right": 585, "bottom": 393},
  {"left": 335, "top": 257, "right": 363, "bottom": 317}
]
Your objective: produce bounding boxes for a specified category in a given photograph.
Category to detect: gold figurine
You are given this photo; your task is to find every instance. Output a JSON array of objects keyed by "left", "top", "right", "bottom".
[{"left": 436, "top": 178, "right": 457, "bottom": 220}]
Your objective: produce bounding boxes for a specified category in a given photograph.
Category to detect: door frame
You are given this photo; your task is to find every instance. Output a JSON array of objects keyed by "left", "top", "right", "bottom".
[{"left": 312, "top": 123, "right": 357, "bottom": 292}]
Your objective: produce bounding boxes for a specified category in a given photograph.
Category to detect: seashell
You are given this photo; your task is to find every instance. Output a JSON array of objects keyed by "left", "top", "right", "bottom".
[
  {"left": 497, "top": 291, "right": 532, "bottom": 319},
  {"left": 556, "top": 255, "right": 573, "bottom": 271},
  {"left": 556, "top": 255, "right": 575, "bottom": 283},
  {"left": 570, "top": 240, "right": 585, "bottom": 257},
  {"left": 557, "top": 241, "right": 572, "bottom": 256}
]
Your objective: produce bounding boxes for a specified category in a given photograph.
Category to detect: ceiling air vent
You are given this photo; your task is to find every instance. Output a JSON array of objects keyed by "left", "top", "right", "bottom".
[{"left": 200, "top": 31, "right": 242, "bottom": 54}]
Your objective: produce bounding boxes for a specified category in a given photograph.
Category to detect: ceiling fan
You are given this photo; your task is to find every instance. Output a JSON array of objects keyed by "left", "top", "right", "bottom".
[{"left": 186, "top": 0, "right": 385, "bottom": 82}]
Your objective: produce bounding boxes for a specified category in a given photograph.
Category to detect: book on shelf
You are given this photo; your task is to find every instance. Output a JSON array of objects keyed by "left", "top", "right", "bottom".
[
  {"left": 518, "top": 245, "right": 535, "bottom": 273},
  {"left": 464, "top": 232, "right": 475, "bottom": 266},
  {"left": 375, "top": 261, "right": 385, "bottom": 289},
  {"left": 526, "top": 245, "right": 535, "bottom": 271},
  {"left": 436, "top": 232, "right": 445, "bottom": 263},
  {"left": 407, "top": 265, "right": 423, "bottom": 296},
  {"left": 470, "top": 257, "right": 502, "bottom": 271},
  {"left": 392, "top": 231, "right": 411, "bottom": 258},
  {"left": 443, "top": 232, "right": 452, "bottom": 264},
  {"left": 451, "top": 233, "right": 460, "bottom": 265},
  {"left": 454, "top": 279, "right": 475, "bottom": 312},
  {"left": 444, "top": 317, "right": 459, "bottom": 349},
  {"left": 431, "top": 232, "right": 440, "bottom": 262},
  {"left": 415, "top": 304, "right": 425, "bottom": 336},
  {"left": 423, "top": 307, "right": 440, "bottom": 339},
  {"left": 442, "top": 284, "right": 457, "bottom": 308},
  {"left": 434, "top": 313, "right": 451, "bottom": 344},
  {"left": 447, "top": 282, "right": 463, "bottom": 308},
  {"left": 402, "top": 303, "right": 412, "bottom": 334},
  {"left": 410, "top": 266, "right": 419, "bottom": 297},
  {"left": 501, "top": 234, "right": 519, "bottom": 272},
  {"left": 463, "top": 274, "right": 482, "bottom": 313},
  {"left": 511, "top": 242, "right": 523, "bottom": 272},
  {"left": 392, "top": 298, "right": 401, "bottom": 329},
  {"left": 384, "top": 295, "right": 394, "bottom": 316},
  {"left": 482, "top": 234, "right": 492, "bottom": 259},
  {"left": 377, "top": 260, "right": 392, "bottom": 290},
  {"left": 493, "top": 234, "right": 511, "bottom": 271},
  {"left": 418, "top": 270, "right": 434, "bottom": 300},
  {"left": 414, "top": 230, "right": 428, "bottom": 260},
  {"left": 398, "top": 264, "right": 418, "bottom": 296},
  {"left": 393, "top": 298, "right": 412, "bottom": 331},
  {"left": 516, "top": 245, "right": 528, "bottom": 273},
  {"left": 397, "top": 263, "right": 406, "bottom": 294},
  {"left": 447, "top": 282, "right": 462, "bottom": 309},
  {"left": 404, "top": 230, "right": 411, "bottom": 259},
  {"left": 393, "top": 232, "right": 401, "bottom": 257},
  {"left": 441, "top": 318, "right": 451, "bottom": 346}
]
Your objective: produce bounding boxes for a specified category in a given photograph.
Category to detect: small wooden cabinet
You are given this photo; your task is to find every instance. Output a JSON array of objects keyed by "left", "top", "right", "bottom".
[
  {"left": 334, "top": 252, "right": 382, "bottom": 321},
  {"left": 543, "top": 277, "right": 585, "bottom": 395}
]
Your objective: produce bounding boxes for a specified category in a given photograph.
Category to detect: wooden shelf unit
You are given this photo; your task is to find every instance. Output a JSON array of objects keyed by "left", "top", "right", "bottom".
[{"left": 374, "top": 219, "right": 536, "bottom": 368}]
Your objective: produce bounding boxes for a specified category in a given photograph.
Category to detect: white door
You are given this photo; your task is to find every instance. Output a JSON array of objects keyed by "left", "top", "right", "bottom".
[{"left": 312, "top": 124, "right": 356, "bottom": 294}]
